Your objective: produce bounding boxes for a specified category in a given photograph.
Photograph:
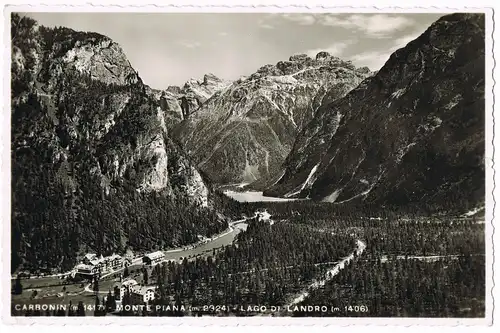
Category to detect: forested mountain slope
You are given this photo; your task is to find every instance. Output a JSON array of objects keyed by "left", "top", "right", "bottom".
[
  {"left": 265, "top": 13, "right": 485, "bottom": 211},
  {"left": 11, "top": 14, "right": 227, "bottom": 272}
]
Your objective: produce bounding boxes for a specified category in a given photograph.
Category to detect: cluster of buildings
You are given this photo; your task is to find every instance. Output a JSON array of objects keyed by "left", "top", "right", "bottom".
[
  {"left": 116, "top": 250, "right": 173, "bottom": 304},
  {"left": 79, "top": 250, "right": 176, "bottom": 304},
  {"left": 74, "top": 253, "right": 126, "bottom": 279},
  {"left": 74, "top": 247, "right": 179, "bottom": 280}
]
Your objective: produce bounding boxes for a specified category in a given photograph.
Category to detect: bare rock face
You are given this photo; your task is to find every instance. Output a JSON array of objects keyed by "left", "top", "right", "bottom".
[
  {"left": 265, "top": 13, "right": 485, "bottom": 211},
  {"left": 60, "top": 39, "right": 139, "bottom": 86},
  {"left": 180, "top": 73, "right": 230, "bottom": 116},
  {"left": 13, "top": 23, "right": 206, "bottom": 197},
  {"left": 11, "top": 14, "right": 226, "bottom": 271},
  {"left": 147, "top": 73, "right": 230, "bottom": 130},
  {"left": 174, "top": 53, "right": 372, "bottom": 185}
]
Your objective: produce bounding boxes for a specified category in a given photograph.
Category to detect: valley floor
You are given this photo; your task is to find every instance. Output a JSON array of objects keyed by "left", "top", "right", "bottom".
[{"left": 11, "top": 196, "right": 486, "bottom": 318}]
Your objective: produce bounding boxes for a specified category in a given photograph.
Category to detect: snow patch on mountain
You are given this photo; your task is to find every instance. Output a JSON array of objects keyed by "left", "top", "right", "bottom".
[
  {"left": 285, "top": 162, "right": 320, "bottom": 198},
  {"left": 266, "top": 75, "right": 299, "bottom": 85},
  {"left": 444, "top": 94, "right": 463, "bottom": 110},
  {"left": 396, "top": 142, "right": 417, "bottom": 163},
  {"left": 391, "top": 87, "right": 407, "bottom": 99},
  {"left": 322, "top": 189, "right": 342, "bottom": 203}
]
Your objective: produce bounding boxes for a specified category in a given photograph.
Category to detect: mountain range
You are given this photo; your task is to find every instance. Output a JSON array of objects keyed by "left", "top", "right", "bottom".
[
  {"left": 174, "top": 54, "right": 372, "bottom": 185},
  {"left": 10, "top": 12, "right": 485, "bottom": 271}
]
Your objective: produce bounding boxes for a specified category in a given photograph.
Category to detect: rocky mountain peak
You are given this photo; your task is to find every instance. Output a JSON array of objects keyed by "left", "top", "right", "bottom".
[
  {"left": 203, "top": 72, "right": 224, "bottom": 85},
  {"left": 264, "top": 13, "right": 485, "bottom": 210},
  {"left": 55, "top": 32, "right": 137, "bottom": 86},
  {"left": 174, "top": 51, "right": 373, "bottom": 185},
  {"left": 289, "top": 53, "right": 311, "bottom": 62},
  {"left": 12, "top": 14, "right": 214, "bottom": 199},
  {"left": 184, "top": 73, "right": 226, "bottom": 88},
  {"left": 315, "top": 51, "right": 338, "bottom": 61},
  {"left": 184, "top": 77, "right": 200, "bottom": 87},
  {"left": 249, "top": 51, "right": 366, "bottom": 82},
  {"left": 152, "top": 73, "right": 230, "bottom": 125},
  {"left": 165, "top": 85, "right": 182, "bottom": 94}
]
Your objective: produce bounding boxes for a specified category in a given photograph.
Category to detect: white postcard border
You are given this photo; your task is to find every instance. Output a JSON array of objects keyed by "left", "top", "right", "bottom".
[{"left": 0, "top": 0, "right": 497, "bottom": 328}]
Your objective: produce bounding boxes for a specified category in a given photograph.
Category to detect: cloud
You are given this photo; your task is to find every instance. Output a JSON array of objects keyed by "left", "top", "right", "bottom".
[
  {"left": 281, "top": 13, "right": 316, "bottom": 25},
  {"left": 393, "top": 32, "right": 422, "bottom": 48},
  {"left": 260, "top": 24, "right": 275, "bottom": 29},
  {"left": 320, "top": 14, "right": 415, "bottom": 37},
  {"left": 177, "top": 40, "right": 202, "bottom": 49},
  {"left": 305, "top": 40, "right": 354, "bottom": 58},
  {"left": 349, "top": 32, "right": 421, "bottom": 70},
  {"left": 258, "top": 19, "right": 275, "bottom": 29},
  {"left": 350, "top": 50, "right": 389, "bottom": 71}
]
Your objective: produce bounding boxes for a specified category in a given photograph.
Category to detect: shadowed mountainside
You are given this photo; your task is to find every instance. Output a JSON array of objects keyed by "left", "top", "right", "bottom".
[{"left": 265, "top": 13, "right": 485, "bottom": 212}]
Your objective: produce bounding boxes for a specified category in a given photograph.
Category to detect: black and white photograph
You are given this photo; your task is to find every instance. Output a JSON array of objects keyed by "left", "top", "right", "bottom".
[{"left": 3, "top": 4, "right": 494, "bottom": 324}]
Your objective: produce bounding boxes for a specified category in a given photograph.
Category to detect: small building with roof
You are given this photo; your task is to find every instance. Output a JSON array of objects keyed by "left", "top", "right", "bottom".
[
  {"left": 82, "top": 253, "right": 98, "bottom": 265},
  {"left": 103, "top": 254, "right": 123, "bottom": 270},
  {"left": 130, "top": 285, "right": 156, "bottom": 304},
  {"left": 142, "top": 251, "right": 165, "bottom": 265},
  {"left": 75, "top": 263, "right": 100, "bottom": 279},
  {"left": 119, "top": 279, "right": 138, "bottom": 301}
]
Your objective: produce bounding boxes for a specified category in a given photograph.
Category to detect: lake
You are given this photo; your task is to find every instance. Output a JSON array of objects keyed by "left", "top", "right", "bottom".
[{"left": 223, "top": 190, "right": 300, "bottom": 202}]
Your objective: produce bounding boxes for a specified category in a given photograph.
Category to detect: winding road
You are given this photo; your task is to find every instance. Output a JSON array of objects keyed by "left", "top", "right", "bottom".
[
  {"left": 287, "top": 239, "right": 367, "bottom": 306},
  {"left": 82, "top": 214, "right": 256, "bottom": 293}
]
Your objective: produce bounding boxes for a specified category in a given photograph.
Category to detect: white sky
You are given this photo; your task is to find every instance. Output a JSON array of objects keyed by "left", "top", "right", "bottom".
[{"left": 25, "top": 12, "right": 443, "bottom": 89}]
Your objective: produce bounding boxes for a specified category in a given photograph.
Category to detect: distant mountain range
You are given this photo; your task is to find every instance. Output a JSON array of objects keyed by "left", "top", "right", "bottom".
[{"left": 146, "top": 73, "right": 230, "bottom": 130}]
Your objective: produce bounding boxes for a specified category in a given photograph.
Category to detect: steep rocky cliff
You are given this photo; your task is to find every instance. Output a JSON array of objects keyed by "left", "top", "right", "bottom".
[
  {"left": 11, "top": 14, "right": 227, "bottom": 272},
  {"left": 174, "top": 53, "right": 372, "bottom": 185},
  {"left": 146, "top": 73, "right": 229, "bottom": 130},
  {"left": 265, "top": 13, "right": 485, "bottom": 211}
]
